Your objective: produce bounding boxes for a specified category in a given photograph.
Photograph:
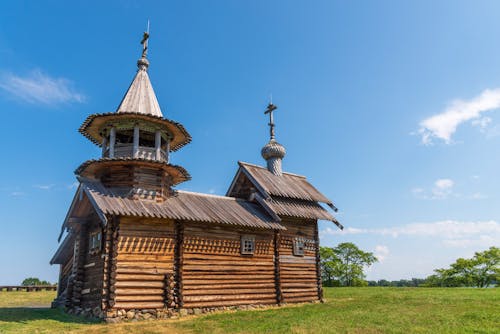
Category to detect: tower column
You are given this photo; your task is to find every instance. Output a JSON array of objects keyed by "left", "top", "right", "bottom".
[
  {"left": 165, "top": 138, "right": 170, "bottom": 163},
  {"left": 101, "top": 136, "right": 107, "bottom": 157},
  {"left": 133, "top": 125, "right": 140, "bottom": 158},
  {"left": 155, "top": 130, "right": 162, "bottom": 160},
  {"left": 109, "top": 127, "right": 116, "bottom": 158}
]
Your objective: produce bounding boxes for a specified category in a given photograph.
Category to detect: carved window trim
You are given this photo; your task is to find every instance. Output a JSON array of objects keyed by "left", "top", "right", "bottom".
[
  {"left": 293, "top": 237, "right": 305, "bottom": 256},
  {"left": 240, "top": 235, "right": 255, "bottom": 255},
  {"left": 89, "top": 231, "right": 102, "bottom": 254}
]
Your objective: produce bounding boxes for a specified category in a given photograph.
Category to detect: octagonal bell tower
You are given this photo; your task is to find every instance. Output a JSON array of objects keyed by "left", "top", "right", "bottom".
[{"left": 76, "top": 30, "right": 191, "bottom": 201}]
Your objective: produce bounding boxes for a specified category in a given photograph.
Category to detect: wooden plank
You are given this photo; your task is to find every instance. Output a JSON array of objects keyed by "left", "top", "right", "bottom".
[
  {"left": 183, "top": 293, "right": 275, "bottom": 302},
  {"left": 115, "top": 274, "right": 164, "bottom": 281}
]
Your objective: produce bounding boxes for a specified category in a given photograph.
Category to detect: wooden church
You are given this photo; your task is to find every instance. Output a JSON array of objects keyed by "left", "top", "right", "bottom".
[{"left": 50, "top": 31, "right": 342, "bottom": 321}]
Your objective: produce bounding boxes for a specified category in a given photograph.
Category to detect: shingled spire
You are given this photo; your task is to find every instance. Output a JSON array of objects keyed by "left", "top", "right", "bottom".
[
  {"left": 116, "top": 28, "right": 163, "bottom": 117},
  {"left": 261, "top": 103, "right": 286, "bottom": 176}
]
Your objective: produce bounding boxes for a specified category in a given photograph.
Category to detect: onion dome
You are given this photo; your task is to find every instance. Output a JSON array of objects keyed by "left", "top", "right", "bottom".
[
  {"left": 262, "top": 103, "right": 286, "bottom": 176},
  {"left": 261, "top": 139, "right": 286, "bottom": 160}
]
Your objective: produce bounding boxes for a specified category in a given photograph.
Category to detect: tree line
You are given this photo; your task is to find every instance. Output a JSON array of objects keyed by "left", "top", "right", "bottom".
[{"left": 321, "top": 243, "right": 499, "bottom": 287}]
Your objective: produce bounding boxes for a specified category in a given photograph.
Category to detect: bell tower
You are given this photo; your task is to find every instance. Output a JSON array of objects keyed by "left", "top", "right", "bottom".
[{"left": 76, "top": 30, "right": 191, "bottom": 201}]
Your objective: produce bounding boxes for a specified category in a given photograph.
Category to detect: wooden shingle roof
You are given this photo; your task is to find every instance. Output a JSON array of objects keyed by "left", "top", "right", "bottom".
[
  {"left": 79, "top": 179, "right": 284, "bottom": 230},
  {"left": 230, "top": 162, "right": 337, "bottom": 210}
]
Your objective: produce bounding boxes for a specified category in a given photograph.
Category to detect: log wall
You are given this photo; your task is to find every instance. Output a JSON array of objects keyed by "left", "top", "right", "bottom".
[
  {"left": 81, "top": 222, "right": 105, "bottom": 309},
  {"left": 278, "top": 219, "right": 320, "bottom": 303},
  {"left": 113, "top": 217, "right": 175, "bottom": 310},
  {"left": 181, "top": 223, "right": 276, "bottom": 308}
]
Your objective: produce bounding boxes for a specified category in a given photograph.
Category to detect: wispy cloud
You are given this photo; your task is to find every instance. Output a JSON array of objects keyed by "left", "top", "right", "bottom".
[
  {"left": 412, "top": 178, "right": 455, "bottom": 200},
  {"left": 322, "top": 220, "right": 500, "bottom": 248},
  {"left": 9, "top": 191, "right": 25, "bottom": 197},
  {"left": 0, "top": 69, "right": 85, "bottom": 105},
  {"left": 418, "top": 88, "right": 500, "bottom": 144},
  {"left": 33, "top": 184, "right": 54, "bottom": 190}
]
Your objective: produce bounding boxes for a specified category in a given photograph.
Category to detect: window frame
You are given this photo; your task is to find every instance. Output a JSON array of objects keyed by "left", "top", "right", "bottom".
[
  {"left": 293, "top": 237, "right": 305, "bottom": 256},
  {"left": 240, "top": 235, "right": 255, "bottom": 255},
  {"left": 88, "top": 231, "right": 102, "bottom": 254}
]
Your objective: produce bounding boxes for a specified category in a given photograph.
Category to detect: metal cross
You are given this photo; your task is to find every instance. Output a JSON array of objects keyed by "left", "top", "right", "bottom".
[
  {"left": 140, "top": 20, "right": 150, "bottom": 58},
  {"left": 264, "top": 102, "right": 278, "bottom": 140}
]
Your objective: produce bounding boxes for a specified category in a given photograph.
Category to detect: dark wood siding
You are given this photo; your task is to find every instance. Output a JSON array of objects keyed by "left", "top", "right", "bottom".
[{"left": 81, "top": 223, "right": 105, "bottom": 309}]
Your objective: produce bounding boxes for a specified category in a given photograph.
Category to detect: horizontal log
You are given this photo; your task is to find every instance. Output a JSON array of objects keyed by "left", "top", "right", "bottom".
[
  {"left": 183, "top": 264, "right": 274, "bottom": 271},
  {"left": 185, "top": 260, "right": 273, "bottom": 266},
  {"left": 183, "top": 298, "right": 276, "bottom": 308},
  {"left": 183, "top": 288, "right": 275, "bottom": 296},
  {"left": 115, "top": 288, "right": 164, "bottom": 295},
  {"left": 115, "top": 281, "right": 164, "bottom": 288},
  {"left": 182, "top": 272, "right": 275, "bottom": 279},
  {"left": 115, "top": 295, "right": 164, "bottom": 302},
  {"left": 115, "top": 274, "right": 164, "bottom": 281},
  {"left": 279, "top": 255, "right": 316, "bottom": 264},
  {"left": 183, "top": 253, "right": 273, "bottom": 261},
  {"left": 281, "top": 287, "right": 318, "bottom": 293},
  {"left": 117, "top": 262, "right": 172, "bottom": 269},
  {"left": 183, "top": 293, "right": 275, "bottom": 302},
  {"left": 116, "top": 267, "right": 172, "bottom": 275},
  {"left": 183, "top": 283, "right": 275, "bottom": 290},
  {"left": 116, "top": 254, "right": 174, "bottom": 261},
  {"left": 112, "top": 301, "right": 164, "bottom": 310},
  {"left": 281, "top": 282, "right": 317, "bottom": 288}
]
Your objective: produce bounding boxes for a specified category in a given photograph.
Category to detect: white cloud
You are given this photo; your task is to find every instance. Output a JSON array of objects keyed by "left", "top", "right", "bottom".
[
  {"left": 418, "top": 88, "right": 500, "bottom": 144},
  {"left": 413, "top": 178, "right": 455, "bottom": 200},
  {"left": 33, "top": 184, "right": 54, "bottom": 190},
  {"left": 374, "top": 245, "right": 389, "bottom": 262},
  {"left": 0, "top": 69, "right": 85, "bottom": 105},
  {"left": 471, "top": 116, "right": 492, "bottom": 132},
  {"left": 9, "top": 191, "right": 25, "bottom": 197},
  {"left": 432, "top": 178, "right": 454, "bottom": 199},
  {"left": 322, "top": 220, "right": 500, "bottom": 248}
]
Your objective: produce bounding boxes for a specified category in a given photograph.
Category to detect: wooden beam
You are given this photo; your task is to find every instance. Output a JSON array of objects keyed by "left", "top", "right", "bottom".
[
  {"left": 133, "top": 125, "right": 140, "bottom": 158},
  {"left": 155, "top": 130, "right": 162, "bottom": 161},
  {"left": 109, "top": 127, "right": 116, "bottom": 158}
]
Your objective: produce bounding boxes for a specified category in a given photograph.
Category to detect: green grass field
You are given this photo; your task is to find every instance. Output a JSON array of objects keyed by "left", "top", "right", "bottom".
[{"left": 0, "top": 287, "right": 498, "bottom": 333}]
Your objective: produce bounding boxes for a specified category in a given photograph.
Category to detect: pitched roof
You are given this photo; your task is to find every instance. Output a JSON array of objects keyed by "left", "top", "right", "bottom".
[
  {"left": 265, "top": 197, "right": 343, "bottom": 229},
  {"left": 79, "top": 179, "right": 284, "bottom": 230},
  {"left": 232, "top": 162, "right": 337, "bottom": 209},
  {"left": 116, "top": 66, "right": 162, "bottom": 117}
]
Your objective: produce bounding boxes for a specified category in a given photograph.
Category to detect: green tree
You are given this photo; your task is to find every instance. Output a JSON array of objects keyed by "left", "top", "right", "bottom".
[
  {"left": 320, "top": 243, "right": 378, "bottom": 287},
  {"left": 21, "top": 277, "right": 51, "bottom": 286},
  {"left": 428, "top": 247, "right": 499, "bottom": 288}
]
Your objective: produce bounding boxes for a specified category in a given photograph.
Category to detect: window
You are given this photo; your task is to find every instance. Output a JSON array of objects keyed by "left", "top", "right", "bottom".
[
  {"left": 89, "top": 231, "right": 102, "bottom": 254},
  {"left": 293, "top": 237, "right": 305, "bottom": 256},
  {"left": 241, "top": 235, "right": 255, "bottom": 255}
]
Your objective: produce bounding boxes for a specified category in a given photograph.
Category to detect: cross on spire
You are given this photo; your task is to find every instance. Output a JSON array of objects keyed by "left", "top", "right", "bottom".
[
  {"left": 140, "top": 20, "right": 150, "bottom": 58},
  {"left": 264, "top": 102, "right": 278, "bottom": 140}
]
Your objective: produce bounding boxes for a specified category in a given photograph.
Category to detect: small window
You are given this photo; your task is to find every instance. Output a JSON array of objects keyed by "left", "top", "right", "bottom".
[
  {"left": 293, "top": 237, "right": 305, "bottom": 256},
  {"left": 89, "top": 231, "right": 102, "bottom": 254},
  {"left": 241, "top": 235, "right": 255, "bottom": 255}
]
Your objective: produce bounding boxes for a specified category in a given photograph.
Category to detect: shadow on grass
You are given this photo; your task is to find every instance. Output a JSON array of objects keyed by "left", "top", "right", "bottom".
[{"left": 0, "top": 307, "right": 100, "bottom": 324}]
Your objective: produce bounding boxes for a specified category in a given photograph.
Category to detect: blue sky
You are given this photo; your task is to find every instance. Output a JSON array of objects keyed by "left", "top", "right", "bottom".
[{"left": 0, "top": 1, "right": 499, "bottom": 284}]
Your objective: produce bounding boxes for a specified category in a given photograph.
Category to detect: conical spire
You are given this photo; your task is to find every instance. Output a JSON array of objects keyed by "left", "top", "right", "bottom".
[
  {"left": 116, "top": 29, "right": 163, "bottom": 117},
  {"left": 261, "top": 103, "right": 286, "bottom": 176}
]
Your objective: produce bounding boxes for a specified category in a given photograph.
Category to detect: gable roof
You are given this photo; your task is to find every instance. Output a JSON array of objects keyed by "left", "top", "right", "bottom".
[
  {"left": 228, "top": 161, "right": 337, "bottom": 210},
  {"left": 77, "top": 179, "right": 284, "bottom": 230}
]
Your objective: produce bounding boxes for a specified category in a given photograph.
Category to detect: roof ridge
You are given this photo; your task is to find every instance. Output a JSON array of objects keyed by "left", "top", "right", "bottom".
[
  {"left": 238, "top": 161, "right": 306, "bottom": 179},
  {"left": 176, "top": 190, "right": 245, "bottom": 202}
]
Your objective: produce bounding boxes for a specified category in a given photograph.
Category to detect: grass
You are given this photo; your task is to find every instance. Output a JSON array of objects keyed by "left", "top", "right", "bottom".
[{"left": 0, "top": 288, "right": 498, "bottom": 333}]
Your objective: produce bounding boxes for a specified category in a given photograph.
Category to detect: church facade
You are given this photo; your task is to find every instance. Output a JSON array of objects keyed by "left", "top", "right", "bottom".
[{"left": 50, "top": 32, "right": 342, "bottom": 321}]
